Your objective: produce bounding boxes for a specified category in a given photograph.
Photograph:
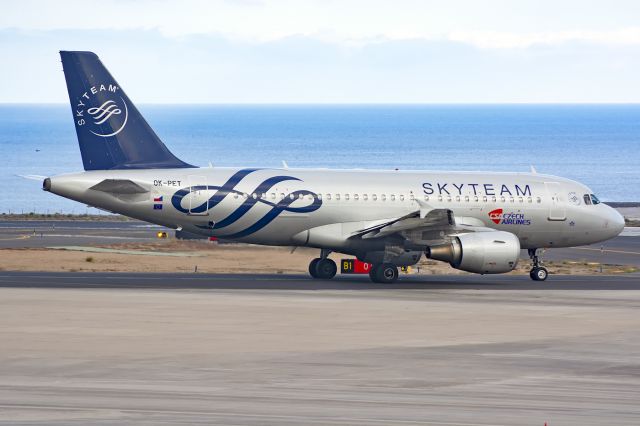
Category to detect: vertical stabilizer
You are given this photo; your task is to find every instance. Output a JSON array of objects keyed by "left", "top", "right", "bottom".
[{"left": 60, "top": 51, "right": 194, "bottom": 170}]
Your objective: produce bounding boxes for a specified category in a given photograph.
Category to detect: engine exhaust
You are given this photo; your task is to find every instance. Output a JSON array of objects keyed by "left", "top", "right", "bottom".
[{"left": 426, "top": 238, "right": 462, "bottom": 267}]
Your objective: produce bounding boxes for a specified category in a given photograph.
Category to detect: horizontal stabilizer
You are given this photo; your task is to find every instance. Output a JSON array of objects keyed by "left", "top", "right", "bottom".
[
  {"left": 17, "top": 174, "right": 47, "bottom": 181},
  {"left": 90, "top": 179, "right": 149, "bottom": 194}
]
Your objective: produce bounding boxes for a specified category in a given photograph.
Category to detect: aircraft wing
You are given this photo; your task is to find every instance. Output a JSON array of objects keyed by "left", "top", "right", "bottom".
[{"left": 349, "top": 202, "right": 493, "bottom": 244}]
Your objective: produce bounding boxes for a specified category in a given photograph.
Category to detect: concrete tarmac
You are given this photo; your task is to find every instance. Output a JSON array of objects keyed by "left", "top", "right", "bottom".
[{"left": 1, "top": 272, "right": 640, "bottom": 425}]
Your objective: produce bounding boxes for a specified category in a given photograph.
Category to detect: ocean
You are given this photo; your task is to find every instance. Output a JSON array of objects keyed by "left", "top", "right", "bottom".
[{"left": 1, "top": 104, "right": 639, "bottom": 213}]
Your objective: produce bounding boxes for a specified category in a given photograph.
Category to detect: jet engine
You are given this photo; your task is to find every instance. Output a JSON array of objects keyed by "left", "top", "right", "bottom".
[{"left": 426, "top": 231, "right": 520, "bottom": 274}]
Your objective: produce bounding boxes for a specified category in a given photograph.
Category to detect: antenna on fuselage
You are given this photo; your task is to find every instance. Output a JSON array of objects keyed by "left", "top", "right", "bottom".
[
  {"left": 282, "top": 160, "right": 289, "bottom": 169},
  {"left": 530, "top": 165, "right": 537, "bottom": 174}
]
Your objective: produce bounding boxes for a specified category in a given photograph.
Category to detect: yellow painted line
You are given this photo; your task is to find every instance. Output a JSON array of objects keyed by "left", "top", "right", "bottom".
[{"left": 573, "top": 247, "right": 640, "bottom": 256}]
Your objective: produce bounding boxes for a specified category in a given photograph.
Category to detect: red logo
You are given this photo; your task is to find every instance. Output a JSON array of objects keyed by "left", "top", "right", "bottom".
[{"left": 489, "top": 208, "right": 503, "bottom": 224}]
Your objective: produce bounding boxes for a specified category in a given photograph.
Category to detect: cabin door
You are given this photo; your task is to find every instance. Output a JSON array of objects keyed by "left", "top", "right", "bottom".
[
  {"left": 545, "top": 182, "right": 566, "bottom": 221},
  {"left": 188, "top": 175, "right": 210, "bottom": 216}
]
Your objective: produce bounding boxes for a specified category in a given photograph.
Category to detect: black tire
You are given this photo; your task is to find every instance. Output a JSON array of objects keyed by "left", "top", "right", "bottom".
[
  {"left": 374, "top": 263, "right": 399, "bottom": 284},
  {"left": 530, "top": 267, "right": 548, "bottom": 281},
  {"left": 308, "top": 258, "right": 321, "bottom": 278},
  {"left": 315, "top": 258, "right": 337, "bottom": 280}
]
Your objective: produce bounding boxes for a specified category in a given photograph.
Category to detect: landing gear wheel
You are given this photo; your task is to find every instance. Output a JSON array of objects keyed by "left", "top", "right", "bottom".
[
  {"left": 370, "top": 263, "right": 399, "bottom": 284},
  {"left": 315, "top": 258, "right": 337, "bottom": 280},
  {"left": 530, "top": 267, "right": 548, "bottom": 281},
  {"left": 308, "top": 258, "right": 321, "bottom": 278}
]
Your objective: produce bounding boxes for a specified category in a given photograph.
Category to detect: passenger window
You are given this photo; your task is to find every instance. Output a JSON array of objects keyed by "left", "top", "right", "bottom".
[
  {"left": 335, "top": 194, "right": 340, "bottom": 200},
  {"left": 318, "top": 194, "right": 322, "bottom": 200},
  {"left": 326, "top": 194, "right": 331, "bottom": 200},
  {"left": 455, "top": 196, "right": 460, "bottom": 202},
  {"left": 518, "top": 197, "right": 523, "bottom": 203},
  {"left": 400, "top": 195, "right": 405, "bottom": 201},
  {"left": 270, "top": 192, "right": 275, "bottom": 199},
  {"left": 344, "top": 194, "right": 350, "bottom": 201},
  {"left": 464, "top": 196, "right": 469, "bottom": 202},
  {"left": 363, "top": 194, "right": 368, "bottom": 201},
  {"left": 354, "top": 194, "right": 359, "bottom": 201},
  {"left": 280, "top": 193, "right": 285, "bottom": 200},
  {"left": 482, "top": 196, "right": 487, "bottom": 202},
  {"left": 474, "top": 196, "right": 478, "bottom": 202},
  {"left": 509, "top": 198, "right": 514, "bottom": 203},
  {"left": 391, "top": 194, "right": 396, "bottom": 201},
  {"left": 289, "top": 194, "right": 295, "bottom": 200},
  {"left": 536, "top": 197, "right": 541, "bottom": 203},
  {"left": 381, "top": 194, "right": 387, "bottom": 201},
  {"left": 491, "top": 197, "right": 496, "bottom": 203},
  {"left": 500, "top": 197, "right": 505, "bottom": 202},
  {"left": 424, "top": 196, "right": 429, "bottom": 201},
  {"left": 372, "top": 194, "right": 377, "bottom": 201},
  {"left": 438, "top": 195, "right": 443, "bottom": 202},
  {"left": 584, "top": 194, "right": 592, "bottom": 205},
  {"left": 409, "top": 194, "right": 415, "bottom": 201},
  {"left": 527, "top": 197, "right": 532, "bottom": 203}
]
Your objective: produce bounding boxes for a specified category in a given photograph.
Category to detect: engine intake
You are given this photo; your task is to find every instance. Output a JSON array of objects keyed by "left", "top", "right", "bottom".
[{"left": 427, "top": 231, "right": 520, "bottom": 274}]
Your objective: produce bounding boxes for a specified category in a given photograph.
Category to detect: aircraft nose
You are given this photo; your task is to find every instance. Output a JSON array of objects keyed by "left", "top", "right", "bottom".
[{"left": 606, "top": 206, "right": 625, "bottom": 237}]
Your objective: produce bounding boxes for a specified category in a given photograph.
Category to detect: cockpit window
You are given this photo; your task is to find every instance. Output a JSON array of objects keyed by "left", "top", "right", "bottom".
[
  {"left": 583, "top": 194, "right": 592, "bottom": 205},
  {"left": 590, "top": 194, "right": 601, "bottom": 205}
]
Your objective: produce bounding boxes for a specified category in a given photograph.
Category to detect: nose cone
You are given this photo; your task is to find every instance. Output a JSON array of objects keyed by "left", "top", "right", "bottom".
[{"left": 606, "top": 206, "right": 625, "bottom": 238}]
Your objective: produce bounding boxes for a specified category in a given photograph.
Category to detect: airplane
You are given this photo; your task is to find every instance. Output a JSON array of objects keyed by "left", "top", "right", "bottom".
[{"left": 43, "top": 51, "right": 625, "bottom": 283}]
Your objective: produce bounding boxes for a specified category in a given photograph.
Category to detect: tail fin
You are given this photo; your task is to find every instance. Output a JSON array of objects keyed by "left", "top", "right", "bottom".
[{"left": 60, "top": 51, "right": 194, "bottom": 170}]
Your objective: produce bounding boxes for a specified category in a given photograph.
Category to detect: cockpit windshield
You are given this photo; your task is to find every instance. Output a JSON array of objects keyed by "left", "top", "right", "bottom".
[{"left": 583, "top": 194, "right": 601, "bottom": 205}]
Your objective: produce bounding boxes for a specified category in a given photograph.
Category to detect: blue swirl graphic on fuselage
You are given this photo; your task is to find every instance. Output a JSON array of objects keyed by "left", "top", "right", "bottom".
[{"left": 171, "top": 168, "right": 322, "bottom": 238}]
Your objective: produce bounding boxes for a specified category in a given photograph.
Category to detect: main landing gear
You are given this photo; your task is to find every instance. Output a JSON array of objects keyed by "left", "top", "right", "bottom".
[
  {"left": 309, "top": 249, "right": 337, "bottom": 280},
  {"left": 528, "top": 248, "right": 548, "bottom": 281},
  {"left": 307, "top": 251, "right": 400, "bottom": 284},
  {"left": 369, "top": 263, "right": 399, "bottom": 284}
]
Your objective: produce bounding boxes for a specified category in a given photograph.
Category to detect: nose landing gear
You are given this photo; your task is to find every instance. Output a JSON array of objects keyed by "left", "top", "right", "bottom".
[{"left": 528, "top": 248, "right": 548, "bottom": 281}]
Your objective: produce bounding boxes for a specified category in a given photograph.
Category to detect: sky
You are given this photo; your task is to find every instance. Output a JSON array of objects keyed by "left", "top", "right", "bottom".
[{"left": 1, "top": 0, "right": 640, "bottom": 103}]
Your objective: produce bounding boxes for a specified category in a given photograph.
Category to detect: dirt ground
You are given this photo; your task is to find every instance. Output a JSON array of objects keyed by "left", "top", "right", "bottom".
[{"left": 0, "top": 240, "right": 636, "bottom": 275}]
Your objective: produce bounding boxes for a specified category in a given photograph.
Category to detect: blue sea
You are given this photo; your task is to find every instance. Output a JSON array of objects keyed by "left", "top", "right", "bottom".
[{"left": 1, "top": 104, "right": 639, "bottom": 213}]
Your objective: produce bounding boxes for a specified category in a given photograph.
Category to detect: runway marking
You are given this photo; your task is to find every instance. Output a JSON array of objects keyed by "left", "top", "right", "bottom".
[{"left": 573, "top": 247, "right": 640, "bottom": 256}]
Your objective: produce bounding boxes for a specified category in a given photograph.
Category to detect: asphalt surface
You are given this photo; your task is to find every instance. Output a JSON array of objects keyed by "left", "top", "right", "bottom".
[
  {"left": 0, "top": 270, "right": 639, "bottom": 290},
  {"left": 1, "top": 271, "right": 640, "bottom": 425}
]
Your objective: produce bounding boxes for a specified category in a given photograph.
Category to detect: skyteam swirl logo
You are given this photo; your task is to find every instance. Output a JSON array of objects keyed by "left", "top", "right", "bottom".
[
  {"left": 74, "top": 83, "right": 129, "bottom": 138},
  {"left": 88, "top": 100, "right": 122, "bottom": 125},
  {"left": 171, "top": 169, "right": 322, "bottom": 238}
]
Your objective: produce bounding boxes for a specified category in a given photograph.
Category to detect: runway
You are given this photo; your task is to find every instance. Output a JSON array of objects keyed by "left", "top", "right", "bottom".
[
  {"left": 0, "top": 270, "right": 639, "bottom": 290},
  {"left": 1, "top": 271, "right": 640, "bottom": 425}
]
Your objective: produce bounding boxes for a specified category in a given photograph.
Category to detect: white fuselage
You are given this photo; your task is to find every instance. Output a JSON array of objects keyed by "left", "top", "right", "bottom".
[{"left": 47, "top": 167, "right": 624, "bottom": 253}]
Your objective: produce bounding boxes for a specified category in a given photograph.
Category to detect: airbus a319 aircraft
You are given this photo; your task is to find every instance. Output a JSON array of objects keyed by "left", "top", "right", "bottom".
[{"left": 43, "top": 51, "right": 625, "bottom": 283}]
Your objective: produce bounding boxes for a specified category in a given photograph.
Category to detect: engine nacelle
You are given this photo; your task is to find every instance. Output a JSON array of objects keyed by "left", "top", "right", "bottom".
[{"left": 426, "top": 231, "right": 520, "bottom": 274}]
